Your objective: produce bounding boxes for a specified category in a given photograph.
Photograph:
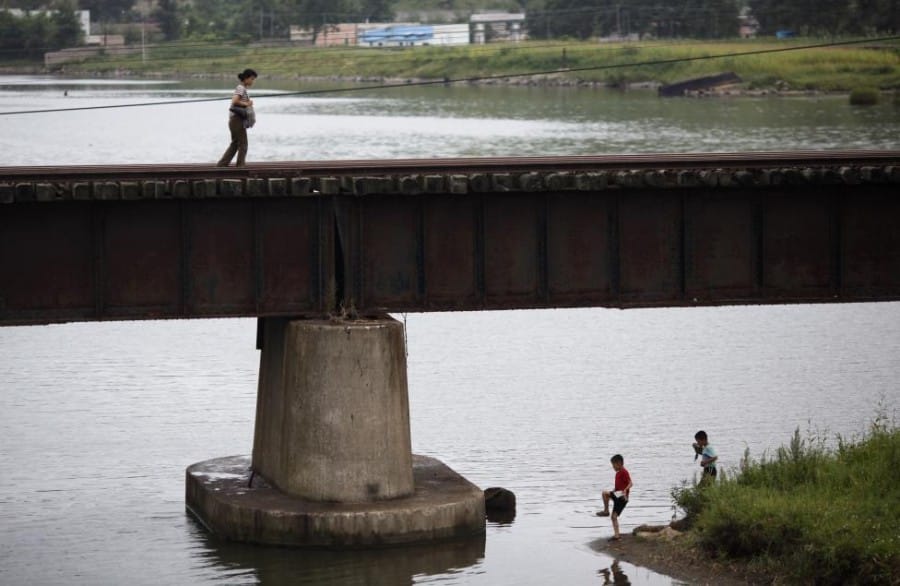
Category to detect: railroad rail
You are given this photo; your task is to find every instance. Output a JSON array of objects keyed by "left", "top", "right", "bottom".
[
  {"left": 2, "top": 151, "right": 898, "bottom": 203},
  {"left": 1, "top": 150, "right": 899, "bottom": 183}
]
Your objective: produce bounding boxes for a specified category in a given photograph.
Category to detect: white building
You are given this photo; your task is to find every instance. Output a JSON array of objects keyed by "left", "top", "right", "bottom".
[
  {"left": 470, "top": 12, "right": 525, "bottom": 44},
  {"left": 430, "top": 24, "right": 470, "bottom": 46}
]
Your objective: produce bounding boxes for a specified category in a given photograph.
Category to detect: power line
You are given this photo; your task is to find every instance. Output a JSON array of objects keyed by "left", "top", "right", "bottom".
[{"left": 1, "top": 35, "right": 897, "bottom": 117}]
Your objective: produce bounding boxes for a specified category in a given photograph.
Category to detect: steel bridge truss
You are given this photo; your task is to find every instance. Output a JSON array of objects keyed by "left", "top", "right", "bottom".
[{"left": 1, "top": 152, "right": 899, "bottom": 325}]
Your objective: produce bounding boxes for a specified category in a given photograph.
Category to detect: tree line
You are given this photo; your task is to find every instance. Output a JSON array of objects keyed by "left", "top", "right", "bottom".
[
  {"left": 528, "top": 0, "right": 897, "bottom": 39},
  {"left": 528, "top": 0, "right": 741, "bottom": 39},
  {"left": 745, "top": 0, "right": 898, "bottom": 37},
  {"left": 1, "top": 0, "right": 82, "bottom": 57},
  {"left": 1, "top": 0, "right": 897, "bottom": 54}
]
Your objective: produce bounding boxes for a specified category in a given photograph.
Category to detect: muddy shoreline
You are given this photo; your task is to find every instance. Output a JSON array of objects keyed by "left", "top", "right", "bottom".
[{"left": 590, "top": 526, "right": 777, "bottom": 585}]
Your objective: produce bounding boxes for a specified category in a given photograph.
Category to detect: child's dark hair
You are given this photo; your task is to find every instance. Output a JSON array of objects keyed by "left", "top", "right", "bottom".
[
  {"left": 610, "top": 454, "right": 624, "bottom": 465},
  {"left": 695, "top": 430, "right": 708, "bottom": 441},
  {"left": 238, "top": 68, "right": 258, "bottom": 81}
]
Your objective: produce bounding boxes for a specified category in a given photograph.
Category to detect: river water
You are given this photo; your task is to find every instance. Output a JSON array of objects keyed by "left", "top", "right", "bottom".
[{"left": 1, "top": 76, "right": 899, "bottom": 585}]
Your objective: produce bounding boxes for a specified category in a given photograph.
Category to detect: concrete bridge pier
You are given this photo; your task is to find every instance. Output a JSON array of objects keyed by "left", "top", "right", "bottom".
[{"left": 186, "top": 315, "right": 485, "bottom": 547}]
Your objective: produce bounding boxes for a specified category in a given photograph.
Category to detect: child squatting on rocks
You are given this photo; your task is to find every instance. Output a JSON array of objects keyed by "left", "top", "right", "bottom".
[{"left": 597, "top": 454, "right": 632, "bottom": 540}]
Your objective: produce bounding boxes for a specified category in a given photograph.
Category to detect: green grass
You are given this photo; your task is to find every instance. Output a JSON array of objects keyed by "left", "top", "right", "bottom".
[
  {"left": 673, "top": 412, "right": 900, "bottom": 585},
  {"left": 40, "top": 37, "right": 900, "bottom": 91}
]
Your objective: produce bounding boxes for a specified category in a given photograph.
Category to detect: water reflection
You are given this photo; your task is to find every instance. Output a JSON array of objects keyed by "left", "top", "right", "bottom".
[
  {"left": 189, "top": 517, "right": 485, "bottom": 586},
  {"left": 598, "top": 560, "right": 631, "bottom": 585}
]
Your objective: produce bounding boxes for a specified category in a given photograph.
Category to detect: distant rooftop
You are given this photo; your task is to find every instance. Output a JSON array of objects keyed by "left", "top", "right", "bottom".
[
  {"left": 470, "top": 12, "right": 525, "bottom": 23},
  {"left": 360, "top": 25, "right": 435, "bottom": 43}
]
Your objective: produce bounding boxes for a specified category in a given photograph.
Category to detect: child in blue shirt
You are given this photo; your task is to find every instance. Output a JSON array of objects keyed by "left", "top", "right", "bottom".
[{"left": 693, "top": 430, "right": 718, "bottom": 481}]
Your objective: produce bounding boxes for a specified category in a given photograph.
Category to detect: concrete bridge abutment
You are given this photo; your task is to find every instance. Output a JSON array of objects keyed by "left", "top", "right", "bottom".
[{"left": 186, "top": 315, "right": 485, "bottom": 547}]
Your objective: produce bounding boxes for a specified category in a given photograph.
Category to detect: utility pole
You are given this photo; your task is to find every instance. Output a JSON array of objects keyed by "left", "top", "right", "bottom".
[{"left": 141, "top": 0, "right": 147, "bottom": 63}]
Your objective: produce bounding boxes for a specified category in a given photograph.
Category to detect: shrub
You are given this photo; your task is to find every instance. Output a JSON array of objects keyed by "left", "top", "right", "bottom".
[
  {"left": 849, "top": 87, "right": 880, "bottom": 105},
  {"left": 694, "top": 488, "right": 806, "bottom": 558},
  {"left": 671, "top": 479, "right": 709, "bottom": 528}
]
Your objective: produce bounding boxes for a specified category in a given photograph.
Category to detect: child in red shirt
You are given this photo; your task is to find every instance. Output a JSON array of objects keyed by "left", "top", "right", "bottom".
[{"left": 596, "top": 454, "right": 632, "bottom": 540}]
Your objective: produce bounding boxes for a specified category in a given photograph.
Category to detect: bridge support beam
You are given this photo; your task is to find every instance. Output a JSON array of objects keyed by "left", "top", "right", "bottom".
[{"left": 186, "top": 315, "right": 485, "bottom": 547}]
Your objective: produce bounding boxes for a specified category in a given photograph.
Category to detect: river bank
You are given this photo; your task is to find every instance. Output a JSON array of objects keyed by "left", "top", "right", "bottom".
[
  {"left": 594, "top": 422, "right": 899, "bottom": 585},
  {"left": 1, "top": 67, "right": 879, "bottom": 101},
  {"left": 9, "top": 37, "right": 899, "bottom": 94},
  {"left": 667, "top": 424, "right": 899, "bottom": 585},
  {"left": 593, "top": 529, "right": 775, "bottom": 585}
]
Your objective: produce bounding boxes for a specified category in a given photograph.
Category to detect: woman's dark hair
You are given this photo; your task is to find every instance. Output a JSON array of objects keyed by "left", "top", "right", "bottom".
[{"left": 238, "top": 68, "right": 258, "bottom": 81}]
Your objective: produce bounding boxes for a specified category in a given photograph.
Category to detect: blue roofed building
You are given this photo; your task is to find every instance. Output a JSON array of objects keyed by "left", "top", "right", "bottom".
[
  {"left": 359, "top": 24, "right": 470, "bottom": 47},
  {"left": 359, "top": 25, "right": 434, "bottom": 47}
]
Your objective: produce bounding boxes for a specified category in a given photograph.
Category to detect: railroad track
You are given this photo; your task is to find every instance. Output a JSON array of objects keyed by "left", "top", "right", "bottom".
[{"left": 1, "top": 150, "right": 899, "bottom": 182}]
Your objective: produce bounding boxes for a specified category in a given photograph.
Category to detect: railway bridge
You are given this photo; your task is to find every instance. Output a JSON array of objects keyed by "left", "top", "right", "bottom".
[{"left": 2, "top": 150, "right": 899, "bottom": 548}]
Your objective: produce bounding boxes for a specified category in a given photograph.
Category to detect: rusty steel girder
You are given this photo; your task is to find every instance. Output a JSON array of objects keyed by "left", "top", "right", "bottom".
[{"left": 1, "top": 152, "right": 899, "bottom": 325}]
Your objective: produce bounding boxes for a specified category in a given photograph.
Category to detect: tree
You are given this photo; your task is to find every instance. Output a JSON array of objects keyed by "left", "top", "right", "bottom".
[
  {"left": 48, "top": 0, "right": 83, "bottom": 48},
  {"left": 286, "top": 0, "right": 349, "bottom": 42},
  {"left": 0, "top": 8, "right": 78, "bottom": 53},
  {"left": 0, "top": 10, "right": 30, "bottom": 54},
  {"left": 855, "top": 0, "right": 900, "bottom": 33},
  {"left": 745, "top": 0, "right": 895, "bottom": 36},
  {"left": 528, "top": 0, "right": 606, "bottom": 40},
  {"left": 20, "top": 11, "right": 50, "bottom": 50},
  {"left": 80, "top": 0, "right": 136, "bottom": 23},
  {"left": 524, "top": 0, "right": 744, "bottom": 40},
  {"left": 679, "top": 0, "right": 741, "bottom": 38},
  {"left": 357, "top": 0, "right": 395, "bottom": 22},
  {"left": 2, "top": 0, "right": 45, "bottom": 9},
  {"left": 153, "top": 0, "right": 181, "bottom": 40},
  {"left": 183, "top": 0, "right": 234, "bottom": 39}
]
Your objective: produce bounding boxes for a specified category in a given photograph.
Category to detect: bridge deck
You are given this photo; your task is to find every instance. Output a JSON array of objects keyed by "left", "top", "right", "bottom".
[{"left": 2, "top": 152, "right": 899, "bottom": 325}]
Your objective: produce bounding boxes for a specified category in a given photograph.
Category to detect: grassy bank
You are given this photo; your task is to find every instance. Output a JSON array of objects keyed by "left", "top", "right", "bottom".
[
  {"left": 46, "top": 37, "right": 900, "bottom": 91},
  {"left": 673, "top": 415, "right": 899, "bottom": 584}
]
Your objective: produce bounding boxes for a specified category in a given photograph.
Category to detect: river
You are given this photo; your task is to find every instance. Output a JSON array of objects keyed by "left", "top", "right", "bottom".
[{"left": 1, "top": 75, "right": 898, "bottom": 585}]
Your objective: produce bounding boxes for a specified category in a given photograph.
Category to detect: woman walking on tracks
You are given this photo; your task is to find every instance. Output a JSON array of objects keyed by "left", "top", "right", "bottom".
[{"left": 217, "top": 68, "right": 257, "bottom": 167}]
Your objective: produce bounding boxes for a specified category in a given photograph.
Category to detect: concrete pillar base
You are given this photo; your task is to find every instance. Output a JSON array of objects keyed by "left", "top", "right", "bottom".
[{"left": 186, "top": 454, "right": 485, "bottom": 548}]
